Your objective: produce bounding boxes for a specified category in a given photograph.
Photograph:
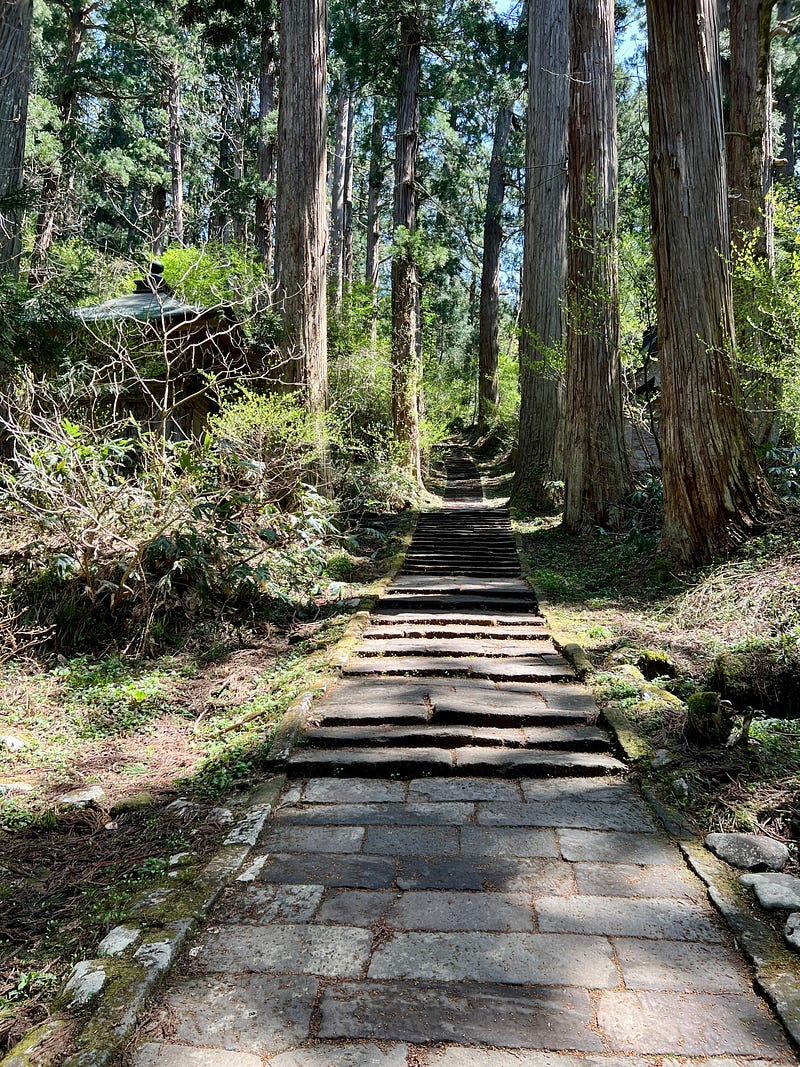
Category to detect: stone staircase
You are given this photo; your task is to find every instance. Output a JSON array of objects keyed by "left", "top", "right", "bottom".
[{"left": 287, "top": 451, "right": 625, "bottom": 779}]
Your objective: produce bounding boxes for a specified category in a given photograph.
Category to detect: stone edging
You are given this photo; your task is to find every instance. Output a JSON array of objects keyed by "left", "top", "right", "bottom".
[
  {"left": 266, "top": 508, "right": 418, "bottom": 766},
  {"left": 1, "top": 775, "right": 286, "bottom": 1067}
]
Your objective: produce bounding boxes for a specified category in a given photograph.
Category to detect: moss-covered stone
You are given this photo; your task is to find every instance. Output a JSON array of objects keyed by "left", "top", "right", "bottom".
[
  {"left": 686, "top": 691, "right": 734, "bottom": 746},
  {"left": 709, "top": 638, "right": 800, "bottom": 718},
  {"left": 637, "top": 648, "right": 678, "bottom": 680}
]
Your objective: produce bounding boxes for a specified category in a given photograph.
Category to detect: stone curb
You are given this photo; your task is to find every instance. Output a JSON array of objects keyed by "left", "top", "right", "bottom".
[
  {"left": 682, "top": 840, "right": 800, "bottom": 1052},
  {"left": 265, "top": 508, "right": 418, "bottom": 767},
  {"left": 0, "top": 775, "right": 286, "bottom": 1067}
]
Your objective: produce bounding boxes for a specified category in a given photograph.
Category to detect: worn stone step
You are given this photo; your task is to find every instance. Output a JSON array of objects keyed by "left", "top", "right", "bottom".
[
  {"left": 356, "top": 638, "right": 557, "bottom": 658},
  {"left": 368, "top": 613, "right": 547, "bottom": 628},
  {"left": 286, "top": 747, "right": 625, "bottom": 778},
  {"left": 363, "top": 623, "right": 548, "bottom": 639},
  {"left": 390, "top": 577, "right": 532, "bottom": 593},
  {"left": 301, "top": 723, "right": 611, "bottom": 750},
  {"left": 375, "top": 597, "right": 539, "bottom": 616},
  {"left": 344, "top": 655, "right": 574, "bottom": 682}
]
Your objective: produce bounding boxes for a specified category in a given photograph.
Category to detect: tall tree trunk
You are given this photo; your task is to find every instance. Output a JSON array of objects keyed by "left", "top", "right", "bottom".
[
  {"left": 366, "top": 99, "right": 384, "bottom": 344},
  {"left": 165, "top": 56, "right": 184, "bottom": 246},
  {"left": 29, "top": 1, "right": 86, "bottom": 284},
  {"left": 329, "top": 81, "right": 349, "bottom": 312},
  {"left": 646, "top": 0, "right": 772, "bottom": 566},
  {"left": 255, "top": 10, "right": 277, "bottom": 273},
  {"left": 513, "top": 0, "right": 568, "bottom": 506},
  {"left": 151, "top": 183, "right": 168, "bottom": 257},
  {"left": 342, "top": 84, "right": 356, "bottom": 294},
  {"left": 391, "top": 17, "right": 422, "bottom": 483},
  {"left": 0, "top": 0, "right": 32, "bottom": 279},
  {"left": 274, "top": 0, "right": 328, "bottom": 412},
  {"left": 728, "top": 0, "right": 776, "bottom": 263},
  {"left": 477, "top": 104, "right": 513, "bottom": 432},
  {"left": 775, "top": 0, "right": 795, "bottom": 180},
  {"left": 562, "top": 0, "right": 628, "bottom": 533}
]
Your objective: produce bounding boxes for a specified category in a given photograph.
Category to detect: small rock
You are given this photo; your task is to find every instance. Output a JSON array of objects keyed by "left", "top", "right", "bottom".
[
  {"left": 1, "top": 734, "right": 26, "bottom": 752},
  {"left": 705, "top": 832, "right": 789, "bottom": 872},
  {"left": 786, "top": 912, "right": 800, "bottom": 952},
  {"left": 165, "top": 798, "right": 200, "bottom": 820},
  {"left": 63, "top": 959, "right": 107, "bottom": 1006},
  {"left": 168, "top": 851, "right": 196, "bottom": 867},
  {"left": 111, "top": 791, "right": 155, "bottom": 814},
  {"left": 651, "top": 748, "right": 672, "bottom": 769},
  {"left": 671, "top": 777, "right": 690, "bottom": 801},
  {"left": 56, "top": 785, "right": 106, "bottom": 808},
  {"left": 741, "top": 871, "right": 800, "bottom": 910},
  {"left": 97, "top": 925, "right": 140, "bottom": 957},
  {"left": 207, "top": 806, "right": 234, "bottom": 827},
  {"left": 0, "top": 781, "right": 34, "bottom": 795}
]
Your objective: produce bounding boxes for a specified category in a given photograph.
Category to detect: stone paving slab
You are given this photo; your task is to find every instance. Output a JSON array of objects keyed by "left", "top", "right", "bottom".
[
  {"left": 259, "top": 824, "right": 365, "bottom": 853},
  {"left": 595, "top": 990, "right": 793, "bottom": 1057},
  {"left": 317, "top": 981, "right": 605, "bottom": 1050},
  {"left": 460, "top": 826, "right": 560, "bottom": 857},
  {"left": 395, "top": 855, "right": 575, "bottom": 893},
  {"left": 614, "top": 937, "right": 753, "bottom": 992},
  {"left": 424, "top": 1053, "right": 796, "bottom": 1067},
  {"left": 364, "top": 623, "right": 548, "bottom": 638},
  {"left": 268, "top": 1044, "right": 410, "bottom": 1067},
  {"left": 453, "top": 748, "right": 625, "bottom": 775},
  {"left": 133, "top": 1045, "right": 262, "bottom": 1066},
  {"left": 314, "top": 889, "right": 396, "bottom": 925},
  {"left": 259, "top": 852, "right": 397, "bottom": 888},
  {"left": 275, "top": 801, "right": 475, "bottom": 826},
  {"left": 344, "top": 654, "right": 574, "bottom": 680},
  {"left": 558, "top": 828, "right": 679, "bottom": 864},
  {"left": 288, "top": 747, "right": 455, "bottom": 775},
  {"left": 384, "top": 890, "right": 535, "bottom": 931},
  {"left": 476, "top": 799, "right": 659, "bottom": 831},
  {"left": 357, "top": 638, "right": 558, "bottom": 657},
  {"left": 301, "top": 778, "right": 407, "bottom": 803},
  {"left": 223, "top": 884, "right": 324, "bottom": 924},
  {"left": 407, "top": 777, "right": 521, "bottom": 801},
  {"left": 573, "top": 861, "right": 705, "bottom": 899},
  {"left": 366, "top": 930, "right": 619, "bottom": 986},
  {"left": 193, "top": 923, "right": 372, "bottom": 976},
  {"left": 147, "top": 973, "right": 318, "bottom": 1053},
  {"left": 363, "top": 825, "right": 461, "bottom": 855},
  {"left": 535, "top": 894, "right": 725, "bottom": 940}
]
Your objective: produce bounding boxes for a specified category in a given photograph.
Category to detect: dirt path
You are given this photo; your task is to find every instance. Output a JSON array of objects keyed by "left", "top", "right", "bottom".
[{"left": 127, "top": 452, "right": 796, "bottom": 1066}]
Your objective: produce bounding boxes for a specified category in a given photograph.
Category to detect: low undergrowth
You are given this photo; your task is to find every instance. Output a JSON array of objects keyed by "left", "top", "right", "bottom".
[{"left": 515, "top": 507, "right": 800, "bottom": 869}]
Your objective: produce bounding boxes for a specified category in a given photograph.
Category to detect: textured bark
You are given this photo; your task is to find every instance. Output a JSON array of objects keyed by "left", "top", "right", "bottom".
[
  {"left": 274, "top": 0, "right": 328, "bottom": 412},
  {"left": 342, "top": 84, "right": 356, "bottom": 292},
  {"left": 647, "top": 0, "right": 772, "bottom": 566},
  {"left": 562, "top": 0, "right": 629, "bottom": 533},
  {"left": 366, "top": 99, "right": 384, "bottom": 343},
  {"left": 329, "top": 81, "right": 350, "bottom": 310},
  {"left": 150, "top": 183, "right": 168, "bottom": 257},
  {"left": 477, "top": 104, "right": 513, "bottom": 432},
  {"left": 0, "top": 0, "right": 32, "bottom": 278},
  {"left": 728, "top": 0, "right": 776, "bottom": 263},
  {"left": 255, "top": 10, "right": 277, "bottom": 273},
  {"left": 166, "top": 57, "right": 185, "bottom": 246},
  {"left": 391, "top": 17, "right": 422, "bottom": 483},
  {"left": 775, "top": 0, "right": 795, "bottom": 180},
  {"left": 29, "top": 1, "right": 87, "bottom": 284},
  {"left": 513, "top": 0, "right": 568, "bottom": 506}
]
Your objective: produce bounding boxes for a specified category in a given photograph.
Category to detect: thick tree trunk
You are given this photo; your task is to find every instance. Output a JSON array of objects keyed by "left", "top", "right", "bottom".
[
  {"left": 329, "top": 81, "right": 349, "bottom": 312},
  {"left": 0, "top": 0, "right": 32, "bottom": 279},
  {"left": 151, "top": 183, "right": 168, "bottom": 257},
  {"left": 274, "top": 0, "right": 328, "bottom": 412},
  {"left": 366, "top": 99, "right": 384, "bottom": 344},
  {"left": 165, "top": 57, "right": 184, "bottom": 246},
  {"left": 647, "top": 0, "right": 772, "bottom": 566},
  {"left": 562, "top": 0, "right": 628, "bottom": 533},
  {"left": 775, "top": 0, "right": 795, "bottom": 179},
  {"left": 342, "top": 84, "right": 356, "bottom": 293},
  {"left": 728, "top": 0, "right": 776, "bottom": 263},
  {"left": 29, "top": 1, "right": 86, "bottom": 284},
  {"left": 477, "top": 104, "right": 513, "bottom": 432},
  {"left": 255, "top": 10, "right": 277, "bottom": 273},
  {"left": 391, "top": 17, "right": 422, "bottom": 483},
  {"left": 513, "top": 0, "right": 568, "bottom": 506}
]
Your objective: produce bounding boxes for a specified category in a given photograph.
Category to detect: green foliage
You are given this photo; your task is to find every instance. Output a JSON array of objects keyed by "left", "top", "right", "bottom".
[{"left": 159, "top": 243, "right": 267, "bottom": 306}]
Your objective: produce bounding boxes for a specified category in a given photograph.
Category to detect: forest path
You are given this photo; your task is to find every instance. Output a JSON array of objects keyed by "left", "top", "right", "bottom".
[{"left": 128, "top": 453, "right": 796, "bottom": 1066}]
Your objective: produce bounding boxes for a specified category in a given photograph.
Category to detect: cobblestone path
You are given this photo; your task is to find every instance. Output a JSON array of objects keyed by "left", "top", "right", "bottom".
[{"left": 129, "top": 454, "right": 797, "bottom": 1067}]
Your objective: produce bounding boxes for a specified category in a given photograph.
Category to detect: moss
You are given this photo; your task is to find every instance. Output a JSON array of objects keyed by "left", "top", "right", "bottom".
[
  {"left": 709, "top": 637, "right": 800, "bottom": 717},
  {"left": 638, "top": 648, "right": 678, "bottom": 680},
  {"left": 686, "top": 691, "right": 734, "bottom": 746}
]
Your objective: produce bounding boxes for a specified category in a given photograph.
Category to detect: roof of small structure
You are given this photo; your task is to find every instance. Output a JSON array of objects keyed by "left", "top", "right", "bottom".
[{"left": 74, "top": 262, "right": 217, "bottom": 326}]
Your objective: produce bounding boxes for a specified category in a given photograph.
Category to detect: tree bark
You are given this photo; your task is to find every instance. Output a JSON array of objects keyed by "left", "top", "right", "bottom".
[
  {"left": 646, "top": 0, "right": 772, "bottom": 566},
  {"left": 775, "top": 0, "right": 795, "bottom": 180},
  {"left": 728, "top": 0, "right": 776, "bottom": 263},
  {"left": 477, "top": 103, "right": 513, "bottom": 432},
  {"left": 150, "top": 183, "right": 168, "bottom": 257},
  {"left": 329, "top": 80, "right": 349, "bottom": 312},
  {"left": 255, "top": 9, "right": 277, "bottom": 274},
  {"left": 366, "top": 98, "right": 384, "bottom": 344},
  {"left": 29, "top": 1, "right": 87, "bottom": 284},
  {"left": 0, "top": 0, "right": 32, "bottom": 279},
  {"left": 165, "top": 56, "right": 185, "bottom": 246},
  {"left": 391, "top": 16, "right": 422, "bottom": 483},
  {"left": 562, "top": 0, "right": 629, "bottom": 533},
  {"left": 274, "top": 0, "right": 328, "bottom": 413},
  {"left": 513, "top": 0, "right": 568, "bottom": 506},
  {"left": 342, "top": 83, "right": 356, "bottom": 294}
]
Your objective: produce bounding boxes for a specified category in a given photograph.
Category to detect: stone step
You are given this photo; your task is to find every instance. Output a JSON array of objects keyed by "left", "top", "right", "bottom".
[
  {"left": 390, "top": 577, "right": 531, "bottom": 593},
  {"left": 363, "top": 624, "right": 548, "bottom": 639},
  {"left": 367, "top": 613, "right": 547, "bottom": 627},
  {"left": 301, "top": 723, "right": 611, "bottom": 750},
  {"left": 343, "top": 655, "right": 574, "bottom": 682},
  {"left": 356, "top": 638, "right": 557, "bottom": 658},
  {"left": 286, "top": 746, "right": 625, "bottom": 778},
  {"left": 374, "top": 598, "right": 539, "bottom": 616}
]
